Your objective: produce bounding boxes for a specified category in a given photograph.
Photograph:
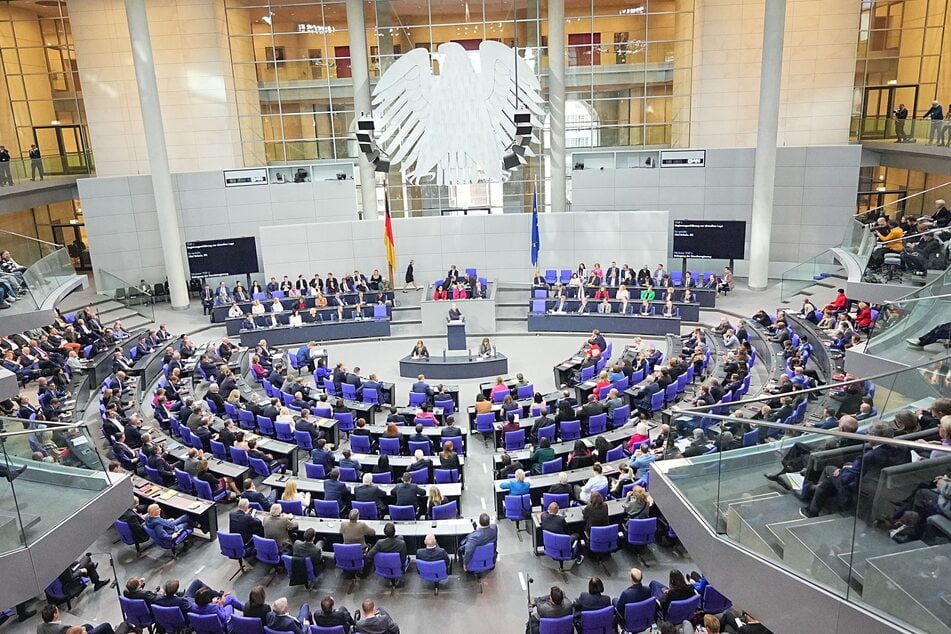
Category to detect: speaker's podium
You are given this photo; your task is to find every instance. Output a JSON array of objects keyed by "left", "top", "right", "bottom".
[{"left": 447, "top": 319, "right": 466, "bottom": 350}]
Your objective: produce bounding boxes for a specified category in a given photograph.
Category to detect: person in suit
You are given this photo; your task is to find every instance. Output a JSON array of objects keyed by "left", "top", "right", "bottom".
[
  {"left": 448, "top": 303, "right": 463, "bottom": 321},
  {"left": 265, "top": 597, "right": 311, "bottom": 634},
  {"left": 614, "top": 568, "right": 653, "bottom": 614},
  {"left": 407, "top": 449, "right": 434, "bottom": 479},
  {"left": 310, "top": 439, "right": 335, "bottom": 473},
  {"left": 416, "top": 533, "right": 451, "bottom": 572},
  {"left": 323, "top": 469, "right": 352, "bottom": 515},
  {"left": 344, "top": 368, "right": 363, "bottom": 398},
  {"left": 366, "top": 522, "right": 408, "bottom": 568},
  {"left": 459, "top": 513, "right": 497, "bottom": 571},
  {"left": 262, "top": 504, "right": 299, "bottom": 552},
  {"left": 241, "top": 478, "right": 277, "bottom": 509},
  {"left": 38, "top": 604, "right": 114, "bottom": 634},
  {"left": 572, "top": 576, "right": 612, "bottom": 616},
  {"left": 392, "top": 472, "right": 427, "bottom": 514},
  {"left": 292, "top": 528, "right": 324, "bottom": 570},
  {"left": 631, "top": 376, "right": 661, "bottom": 412},
  {"left": 229, "top": 498, "right": 264, "bottom": 545},
  {"left": 540, "top": 502, "right": 582, "bottom": 563},
  {"left": 354, "top": 472, "right": 388, "bottom": 518},
  {"left": 440, "top": 417, "right": 462, "bottom": 438},
  {"left": 527, "top": 586, "right": 572, "bottom": 634},
  {"left": 362, "top": 373, "right": 383, "bottom": 402},
  {"left": 123, "top": 576, "right": 157, "bottom": 603},
  {"left": 353, "top": 599, "right": 400, "bottom": 634},
  {"left": 312, "top": 596, "right": 354, "bottom": 632}
]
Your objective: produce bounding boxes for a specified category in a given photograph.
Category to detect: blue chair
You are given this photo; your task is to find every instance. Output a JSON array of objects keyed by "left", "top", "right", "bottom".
[
  {"left": 504, "top": 429, "right": 525, "bottom": 451},
  {"left": 416, "top": 558, "right": 449, "bottom": 595},
  {"left": 559, "top": 269, "right": 571, "bottom": 284},
  {"left": 648, "top": 390, "right": 665, "bottom": 414},
  {"left": 504, "top": 494, "right": 531, "bottom": 539},
  {"left": 559, "top": 420, "right": 581, "bottom": 442},
  {"left": 407, "top": 468, "right": 428, "bottom": 485},
  {"left": 466, "top": 542, "right": 496, "bottom": 592},
  {"left": 304, "top": 462, "right": 326, "bottom": 479},
  {"left": 538, "top": 614, "right": 574, "bottom": 634},
  {"left": 491, "top": 390, "right": 507, "bottom": 404},
  {"left": 257, "top": 416, "right": 276, "bottom": 437},
  {"left": 543, "top": 530, "right": 575, "bottom": 571},
  {"left": 408, "top": 392, "right": 427, "bottom": 407},
  {"left": 44, "top": 577, "right": 87, "bottom": 610},
  {"left": 231, "top": 615, "right": 265, "bottom": 634},
  {"left": 189, "top": 612, "right": 227, "bottom": 634},
  {"left": 339, "top": 466, "right": 359, "bottom": 482},
  {"left": 323, "top": 378, "right": 337, "bottom": 397},
  {"left": 544, "top": 269, "right": 557, "bottom": 284},
  {"left": 115, "top": 519, "right": 149, "bottom": 552},
  {"left": 742, "top": 429, "right": 759, "bottom": 447},
  {"left": 238, "top": 409, "right": 256, "bottom": 430},
  {"left": 209, "top": 439, "right": 229, "bottom": 462},
  {"left": 475, "top": 412, "right": 496, "bottom": 445},
  {"left": 311, "top": 627, "right": 345, "bottom": 634},
  {"left": 314, "top": 499, "right": 341, "bottom": 518},
  {"left": 352, "top": 500, "right": 379, "bottom": 520},
  {"left": 194, "top": 478, "right": 228, "bottom": 502},
  {"left": 621, "top": 597, "right": 657, "bottom": 633},
  {"left": 579, "top": 605, "right": 615, "bottom": 633},
  {"left": 541, "top": 457, "right": 562, "bottom": 474},
  {"left": 119, "top": 596, "right": 153, "bottom": 631},
  {"left": 282, "top": 554, "right": 318, "bottom": 588},
  {"left": 379, "top": 437, "right": 402, "bottom": 456},
  {"left": 537, "top": 424, "right": 557, "bottom": 444},
  {"left": 294, "top": 430, "right": 314, "bottom": 453},
  {"left": 152, "top": 605, "right": 188, "bottom": 634},
  {"left": 143, "top": 521, "right": 191, "bottom": 557},
  {"left": 278, "top": 499, "right": 304, "bottom": 516},
  {"left": 588, "top": 524, "right": 619, "bottom": 559},
  {"left": 363, "top": 388, "right": 380, "bottom": 404},
  {"left": 666, "top": 594, "right": 701, "bottom": 627},
  {"left": 407, "top": 440, "right": 432, "bottom": 456},
  {"left": 350, "top": 434, "right": 372, "bottom": 454},
  {"left": 588, "top": 413, "right": 607, "bottom": 435},
  {"left": 446, "top": 436, "right": 464, "bottom": 454},
  {"left": 249, "top": 457, "right": 277, "bottom": 478},
  {"left": 580, "top": 366, "right": 596, "bottom": 382},
  {"left": 218, "top": 531, "right": 248, "bottom": 579},
  {"left": 144, "top": 465, "right": 163, "bottom": 485},
  {"left": 605, "top": 445, "right": 626, "bottom": 462},
  {"left": 372, "top": 305, "right": 388, "bottom": 321},
  {"left": 174, "top": 468, "right": 194, "bottom": 494},
  {"left": 371, "top": 472, "right": 392, "bottom": 484},
  {"left": 341, "top": 383, "right": 357, "bottom": 400},
  {"left": 542, "top": 492, "right": 569, "bottom": 509},
  {"left": 334, "top": 412, "right": 355, "bottom": 436},
  {"left": 532, "top": 299, "right": 547, "bottom": 313},
  {"left": 388, "top": 505, "right": 416, "bottom": 521},
  {"left": 374, "top": 551, "right": 408, "bottom": 590},
  {"left": 333, "top": 543, "right": 365, "bottom": 591},
  {"left": 702, "top": 585, "right": 733, "bottom": 613},
  {"left": 274, "top": 422, "right": 294, "bottom": 442},
  {"left": 251, "top": 535, "right": 281, "bottom": 570},
  {"left": 431, "top": 500, "right": 458, "bottom": 520},
  {"left": 227, "top": 447, "right": 249, "bottom": 468},
  {"left": 435, "top": 468, "right": 460, "bottom": 484}
]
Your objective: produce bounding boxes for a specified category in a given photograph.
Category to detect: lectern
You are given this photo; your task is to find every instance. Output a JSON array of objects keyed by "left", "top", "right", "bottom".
[{"left": 447, "top": 320, "right": 467, "bottom": 351}]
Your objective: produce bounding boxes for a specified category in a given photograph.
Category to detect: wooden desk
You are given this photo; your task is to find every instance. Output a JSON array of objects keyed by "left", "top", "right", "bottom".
[{"left": 132, "top": 475, "right": 218, "bottom": 539}]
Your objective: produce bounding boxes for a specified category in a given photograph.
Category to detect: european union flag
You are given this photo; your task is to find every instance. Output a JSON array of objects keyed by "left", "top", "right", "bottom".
[{"left": 531, "top": 187, "right": 540, "bottom": 267}]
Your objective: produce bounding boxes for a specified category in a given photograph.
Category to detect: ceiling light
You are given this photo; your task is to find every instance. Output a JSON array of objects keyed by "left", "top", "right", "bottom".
[{"left": 620, "top": 6, "right": 645, "bottom": 15}]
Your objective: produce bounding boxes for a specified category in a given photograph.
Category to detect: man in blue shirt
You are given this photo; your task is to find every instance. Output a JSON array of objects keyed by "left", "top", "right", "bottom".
[{"left": 144, "top": 503, "right": 192, "bottom": 541}]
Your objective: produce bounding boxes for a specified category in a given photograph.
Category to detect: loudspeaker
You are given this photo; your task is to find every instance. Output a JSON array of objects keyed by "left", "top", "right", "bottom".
[
  {"left": 356, "top": 116, "right": 390, "bottom": 172},
  {"left": 502, "top": 111, "right": 535, "bottom": 173},
  {"left": 502, "top": 151, "right": 521, "bottom": 170}
]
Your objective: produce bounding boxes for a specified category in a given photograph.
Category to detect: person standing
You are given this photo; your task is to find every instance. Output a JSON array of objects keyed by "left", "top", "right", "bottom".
[
  {"left": 29, "top": 145, "right": 43, "bottom": 180},
  {"left": 923, "top": 100, "right": 944, "bottom": 145},
  {"left": 0, "top": 146, "right": 12, "bottom": 186},
  {"left": 893, "top": 103, "right": 908, "bottom": 142},
  {"left": 403, "top": 259, "right": 419, "bottom": 292}
]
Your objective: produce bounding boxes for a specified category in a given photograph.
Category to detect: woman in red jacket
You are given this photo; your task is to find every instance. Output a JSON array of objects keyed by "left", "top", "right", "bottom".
[
  {"left": 433, "top": 285, "right": 448, "bottom": 301},
  {"left": 854, "top": 301, "right": 874, "bottom": 332}
]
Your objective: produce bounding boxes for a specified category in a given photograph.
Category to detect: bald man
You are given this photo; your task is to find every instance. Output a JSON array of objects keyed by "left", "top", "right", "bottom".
[
  {"left": 614, "top": 567, "right": 652, "bottom": 613},
  {"left": 415, "top": 533, "right": 451, "bottom": 571}
]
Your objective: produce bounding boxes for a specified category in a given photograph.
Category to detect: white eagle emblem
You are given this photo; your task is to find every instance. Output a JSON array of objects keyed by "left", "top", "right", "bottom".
[{"left": 371, "top": 41, "right": 544, "bottom": 186}]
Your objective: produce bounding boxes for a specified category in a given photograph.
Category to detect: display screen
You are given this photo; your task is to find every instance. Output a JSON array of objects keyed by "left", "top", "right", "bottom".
[
  {"left": 672, "top": 220, "right": 747, "bottom": 259},
  {"left": 185, "top": 237, "right": 259, "bottom": 278}
]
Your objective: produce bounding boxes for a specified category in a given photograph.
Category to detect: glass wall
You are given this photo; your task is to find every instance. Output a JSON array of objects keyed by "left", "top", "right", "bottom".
[
  {"left": 224, "top": 0, "right": 694, "bottom": 215},
  {"left": 856, "top": 165, "right": 951, "bottom": 220},
  {"left": 853, "top": 0, "right": 949, "bottom": 142},
  {"left": 0, "top": 1, "right": 90, "bottom": 174}
]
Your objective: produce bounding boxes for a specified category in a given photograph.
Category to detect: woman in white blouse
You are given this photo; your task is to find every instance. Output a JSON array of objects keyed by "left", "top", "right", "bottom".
[
  {"left": 270, "top": 298, "right": 284, "bottom": 315},
  {"left": 288, "top": 309, "right": 303, "bottom": 327},
  {"left": 250, "top": 299, "right": 265, "bottom": 315},
  {"left": 616, "top": 285, "right": 630, "bottom": 313},
  {"left": 227, "top": 302, "right": 242, "bottom": 319}
]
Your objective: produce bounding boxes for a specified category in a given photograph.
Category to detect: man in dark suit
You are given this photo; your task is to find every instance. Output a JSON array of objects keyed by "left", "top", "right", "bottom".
[
  {"left": 323, "top": 469, "right": 352, "bottom": 513},
  {"left": 392, "top": 472, "right": 426, "bottom": 513},
  {"left": 591, "top": 330, "right": 607, "bottom": 352},
  {"left": 260, "top": 397, "right": 281, "bottom": 422},
  {"left": 631, "top": 376, "right": 661, "bottom": 412},
  {"left": 408, "top": 449, "right": 434, "bottom": 480},
  {"left": 241, "top": 315, "right": 257, "bottom": 331},
  {"left": 460, "top": 513, "right": 498, "bottom": 571},
  {"left": 229, "top": 498, "right": 265, "bottom": 545},
  {"left": 266, "top": 597, "right": 311, "bottom": 634},
  {"left": 240, "top": 479, "right": 276, "bottom": 509},
  {"left": 440, "top": 416, "right": 462, "bottom": 438},
  {"left": 332, "top": 363, "right": 347, "bottom": 393},
  {"left": 407, "top": 424, "right": 434, "bottom": 452},
  {"left": 540, "top": 501, "right": 582, "bottom": 563},
  {"left": 38, "top": 604, "right": 114, "bottom": 634},
  {"left": 354, "top": 472, "right": 388, "bottom": 518},
  {"left": 366, "top": 522, "right": 408, "bottom": 569},
  {"left": 123, "top": 577, "right": 157, "bottom": 603},
  {"left": 294, "top": 410, "right": 323, "bottom": 443},
  {"left": 416, "top": 533, "right": 451, "bottom": 572},
  {"left": 579, "top": 395, "right": 604, "bottom": 431},
  {"left": 411, "top": 374, "right": 433, "bottom": 400},
  {"left": 613, "top": 568, "right": 652, "bottom": 614},
  {"left": 362, "top": 373, "right": 383, "bottom": 402},
  {"left": 312, "top": 596, "right": 354, "bottom": 632},
  {"left": 345, "top": 367, "right": 363, "bottom": 398},
  {"left": 572, "top": 576, "right": 611, "bottom": 615},
  {"left": 310, "top": 439, "right": 334, "bottom": 473},
  {"left": 528, "top": 586, "right": 572, "bottom": 634}
]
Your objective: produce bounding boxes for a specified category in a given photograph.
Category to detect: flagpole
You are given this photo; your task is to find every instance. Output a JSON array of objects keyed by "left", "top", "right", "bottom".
[{"left": 384, "top": 175, "right": 395, "bottom": 289}]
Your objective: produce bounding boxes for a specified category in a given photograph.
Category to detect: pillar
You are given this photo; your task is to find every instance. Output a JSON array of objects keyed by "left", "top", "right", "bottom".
[
  {"left": 124, "top": 0, "right": 189, "bottom": 309},
  {"left": 748, "top": 0, "right": 787, "bottom": 291},
  {"left": 548, "top": 0, "right": 566, "bottom": 213},
  {"left": 346, "top": 0, "right": 379, "bottom": 219}
]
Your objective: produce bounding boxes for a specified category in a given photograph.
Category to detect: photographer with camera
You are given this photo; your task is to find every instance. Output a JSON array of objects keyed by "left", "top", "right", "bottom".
[{"left": 866, "top": 216, "right": 904, "bottom": 270}]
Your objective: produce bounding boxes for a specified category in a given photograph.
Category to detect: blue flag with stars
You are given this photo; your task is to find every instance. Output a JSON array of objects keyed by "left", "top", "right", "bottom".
[{"left": 531, "top": 186, "right": 540, "bottom": 267}]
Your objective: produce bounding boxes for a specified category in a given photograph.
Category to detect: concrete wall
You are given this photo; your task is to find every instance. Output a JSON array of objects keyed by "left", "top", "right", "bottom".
[
  {"left": 258, "top": 211, "right": 670, "bottom": 287},
  {"left": 77, "top": 170, "right": 357, "bottom": 286},
  {"left": 571, "top": 145, "right": 862, "bottom": 277}
]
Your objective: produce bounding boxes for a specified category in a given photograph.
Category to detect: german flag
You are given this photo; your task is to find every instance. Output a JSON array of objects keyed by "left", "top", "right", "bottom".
[{"left": 384, "top": 191, "right": 397, "bottom": 287}]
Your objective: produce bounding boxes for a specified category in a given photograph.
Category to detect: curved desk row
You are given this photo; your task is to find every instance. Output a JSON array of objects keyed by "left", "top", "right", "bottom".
[
  {"left": 210, "top": 291, "right": 395, "bottom": 323},
  {"left": 528, "top": 313, "right": 681, "bottom": 336},
  {"left": 226, "top": 307, "right": 392, "bottom": 336},
  {"left": 236, "top": 319, "right": 390, "bottom": 347},
  {"left": 531, "top": 299, "right": 699, "bottom": 322},
  {"left": 535, "top": 282, "right": 717, "bottom": 308},
  {"left": 262, "top": 473, "right": 463, "bottom": 510},
  {"left": 784, "top": 313, "right": 835, "bottom": 381},
  {"left": 399, "top": 353, "right": 509, "bottom": 380},
  {"left": 295, "top": 516, "right": 473, "bottom": 554}
]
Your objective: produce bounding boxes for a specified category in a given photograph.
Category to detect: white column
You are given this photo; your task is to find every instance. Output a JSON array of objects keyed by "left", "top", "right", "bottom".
[
  {"left": 548, "top": 0, "right": 566, "bottom": 213},
  {"left": 124, "top": 0, "right": 189, "bottom": 309},
  {"left": 748, "top": 0, "right": 787, "bottom": 291},
  {"left": 346, "top": 0, "right": 379, "bottom": 219}
]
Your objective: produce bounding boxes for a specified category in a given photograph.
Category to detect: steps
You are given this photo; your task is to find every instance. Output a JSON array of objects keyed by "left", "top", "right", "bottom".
[{"left": 496, "top": 286, "right": 529, "bottom": 332}]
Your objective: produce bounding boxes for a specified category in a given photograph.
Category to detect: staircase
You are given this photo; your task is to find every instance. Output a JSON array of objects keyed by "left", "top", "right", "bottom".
[
  {"left": 495, "top": 283, "right": 528, "bottom": 333},
  {"left": 58, "top": 292, "right": 154, "bottom": 331}
]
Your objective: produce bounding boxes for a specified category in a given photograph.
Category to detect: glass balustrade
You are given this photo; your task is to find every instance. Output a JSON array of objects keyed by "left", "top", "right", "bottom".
[
  {"left": 0, "top": 420, "right": 110, "bottom": 556},
  {"left": 659, "top": 359, "right": 950, "bottom": 634},
  {"left": 97, "top": 268, "right": 154, "bottom": 324},
  {"left": 0, "top": 230, "right": 78, "bottom": 315},
  {"left": 779, "top": 250, "right": 844, "bottom": 303}
]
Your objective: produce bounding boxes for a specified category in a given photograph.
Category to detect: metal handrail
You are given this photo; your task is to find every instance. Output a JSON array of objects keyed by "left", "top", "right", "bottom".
[
  {"left": 883, "top": 292, "right": 951, "bottom": 305},
  {"left": 853, "top": 180, "right": 951, "bottom": 217},
  {"left": 876, "top": 224, "right": 948, "bottom": 246},
  {"left": 0, "top": 228, "right": 61, "bottom": 248}
]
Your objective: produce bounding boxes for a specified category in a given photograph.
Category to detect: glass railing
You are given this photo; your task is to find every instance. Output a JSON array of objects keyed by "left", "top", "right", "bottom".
[
  {"left": 660, "top": 359, "right": 950, "bottom": 634},
  {"left": 779, "top": 249, "right": 845, "bottom": 303},
  {"left": 97, "top": 268, "right": 154, "bottom": 324},
  {"left": 0, "top": 420, "right": 110, "bottom": 555},
  {"left": 855, "top": 115, "right": 951, "bottom": 150},
  {"left": 0, "top": 230, "right": 78, "bottom": 315},
  {"left": 0, "top": 151, "right": 93, "bottom": 186}
]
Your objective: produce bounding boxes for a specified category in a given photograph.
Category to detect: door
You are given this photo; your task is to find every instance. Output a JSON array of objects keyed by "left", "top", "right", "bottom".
[
  {"left": 51, "top": 223, "right": 90, "bottom": 271},
  {"left": 32, "top": 125, "right": 89, "bottom": 175},
  {"left": 568, "top": 33, "right": 601, "bottom": 67},
  {"left": 856, "top": 189, "right": 907, "bottom": 223},
  {"left": 335, "top": 46, "right": 351, "bottom": 79},
  {"left": 860, "top": 85, "right": 918, "bottom": 140}
]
